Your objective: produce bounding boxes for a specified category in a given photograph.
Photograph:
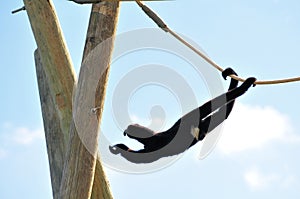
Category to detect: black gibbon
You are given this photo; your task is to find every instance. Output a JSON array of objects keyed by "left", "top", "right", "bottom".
[{"left": 110, "top": 68, "right": 256, "bottom": 163}]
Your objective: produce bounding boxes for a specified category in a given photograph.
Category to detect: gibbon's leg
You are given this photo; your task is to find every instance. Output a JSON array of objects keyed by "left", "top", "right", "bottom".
[
  {"left": 109, "top": 144, "right": 130, "bottom": 154},
  {"left": 110, "top": 143, "right": 161, "bottom": 163},
  {"left": 200, "top": 77, "right": 256, "bottom": 133},
  {"left": 159, "top": 118, "right": 181, "bottom": 137},
  {"left": 109, "top": 144, "right": 154, "bottom": 163},
  {"left": 109, "top": 143, "right": 147, "bottom": 154}
]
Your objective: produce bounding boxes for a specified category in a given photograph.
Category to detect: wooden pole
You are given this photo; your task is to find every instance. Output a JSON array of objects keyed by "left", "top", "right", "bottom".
[
  {"left": 23, "top": 0, "right": 75, "bottom": 144},
  {"left": 24, "top": 0, "right": 75, "bottom": 198},
  {"left": 69, "top": 0, "right": 166, "bottom": 4},
  {"left": 59, "top": 2, "right": 120, "bottom": 199},
  {"left": 84, "top": 3, "right": 120, "bottom": 199},
  {"left": 25, "top": 0, "right": 119, "bottom": 198},
  {"left": 34, "top": 49, "right": 66, "bottom": 199}
]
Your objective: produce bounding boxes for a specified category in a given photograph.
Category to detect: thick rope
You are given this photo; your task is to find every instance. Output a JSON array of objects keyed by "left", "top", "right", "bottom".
[{"left": 135, "top": 0, "right": 300, "bottom": 85}]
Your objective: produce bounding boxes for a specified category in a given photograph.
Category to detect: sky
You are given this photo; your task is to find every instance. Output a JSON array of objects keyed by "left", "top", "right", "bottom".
[{"left": 1, "top": 0, "right": 300, "bottom": 198}]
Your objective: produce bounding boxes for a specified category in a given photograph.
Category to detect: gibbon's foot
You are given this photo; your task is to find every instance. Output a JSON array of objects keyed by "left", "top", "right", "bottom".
[
  {"left": 222, "top": 68, "right": 238, "bottom": 80},
  {"left": 242, "top": 77, "right": 257, "bottom": 89},
  {"left": 109, "top": 144, "right": 130, "bottom": 154}
]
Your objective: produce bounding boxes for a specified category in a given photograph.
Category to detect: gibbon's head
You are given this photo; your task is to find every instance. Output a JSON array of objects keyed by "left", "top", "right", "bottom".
[{"left": 124, "top": 124, "right": 155, "bottom": 138}]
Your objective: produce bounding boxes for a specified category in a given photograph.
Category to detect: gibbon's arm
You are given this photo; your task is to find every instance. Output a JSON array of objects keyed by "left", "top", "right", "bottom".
[
  {"left": 167, "top": 67, "right": 239, "bottom": 133},
  {"left": 200, "top": 76, "right": 256, "bottom": 134}
]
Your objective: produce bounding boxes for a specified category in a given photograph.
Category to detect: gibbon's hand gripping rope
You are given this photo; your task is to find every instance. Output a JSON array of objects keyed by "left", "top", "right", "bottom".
[{"left": 135, "top": 0, "right": 300, "bottom": 85}]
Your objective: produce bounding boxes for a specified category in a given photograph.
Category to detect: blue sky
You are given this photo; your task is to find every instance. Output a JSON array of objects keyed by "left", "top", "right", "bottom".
[{"left": 1, "top": 0, "right": 300, "bottom": 198}]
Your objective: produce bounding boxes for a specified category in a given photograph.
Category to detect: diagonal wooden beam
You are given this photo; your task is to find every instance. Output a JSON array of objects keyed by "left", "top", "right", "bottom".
[
  {"left": 24, "top": 1, "right": 76, "bottom": 198},
  {"left": 23, "top": 0, "right": 75, "bottom": 145}
]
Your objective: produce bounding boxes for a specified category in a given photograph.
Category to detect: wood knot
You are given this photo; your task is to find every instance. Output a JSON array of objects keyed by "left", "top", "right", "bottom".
[{"left": 55, "top": 93, "right": 66, "bottom": 109}]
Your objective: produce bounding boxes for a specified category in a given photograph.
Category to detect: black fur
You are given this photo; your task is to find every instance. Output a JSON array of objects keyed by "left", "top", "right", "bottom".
[{"left": 110, "top": 68, "right": 256, "bottom": 163}]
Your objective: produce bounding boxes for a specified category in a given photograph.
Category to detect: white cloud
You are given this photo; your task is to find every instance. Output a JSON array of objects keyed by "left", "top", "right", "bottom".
[
  {"left": 244, "top": 168, "right": 279, "bottom": 190},
  {"left": 0, "top": 124, "right": 44, "bottom": 160},
  {"left": 217, "top": 103, "right": 298, "bottom": 154},
  {"left": 1, "top": 124, "right": 44, "bottom": 146},
  {"left": 11, "top": 127, "right": 44, "bottom": 145},
  {"left": 244, "top": 167, "right": 299, "bottom": 191}
]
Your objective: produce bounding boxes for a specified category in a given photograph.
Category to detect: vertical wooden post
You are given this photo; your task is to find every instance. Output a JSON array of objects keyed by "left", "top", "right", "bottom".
[
  {"left": 59, "top": 2, "right": 120, "bottom": 199},
  {"left": 84, "top": 3, "right": 120, "bottom": 199}
]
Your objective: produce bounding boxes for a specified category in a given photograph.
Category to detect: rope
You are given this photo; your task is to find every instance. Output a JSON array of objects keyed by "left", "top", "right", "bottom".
[{"left": 135, "top": 0, "right": 300, "bottom": 85}]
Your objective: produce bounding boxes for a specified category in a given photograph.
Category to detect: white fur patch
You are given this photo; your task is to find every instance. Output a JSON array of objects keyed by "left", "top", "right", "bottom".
[{"left": 191, "top": 126, "right": 200, "bottom": 140}]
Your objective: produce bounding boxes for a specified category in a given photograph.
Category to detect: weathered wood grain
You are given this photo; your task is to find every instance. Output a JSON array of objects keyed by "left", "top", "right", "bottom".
[
  {"left": 24, "top": 0, "right": 75, "bottom": 197},
  {"left": 59, "top": 2, "right": 119, "bottom": 199},
  {"left": 25, "top": 0, "right": 119, "bottom": 198},
  {"left": 23, "top": 0, "right": 75, "bottom": 144},
  {"left": 34, "top": 49, "right": 65, "bottom": 199}
]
